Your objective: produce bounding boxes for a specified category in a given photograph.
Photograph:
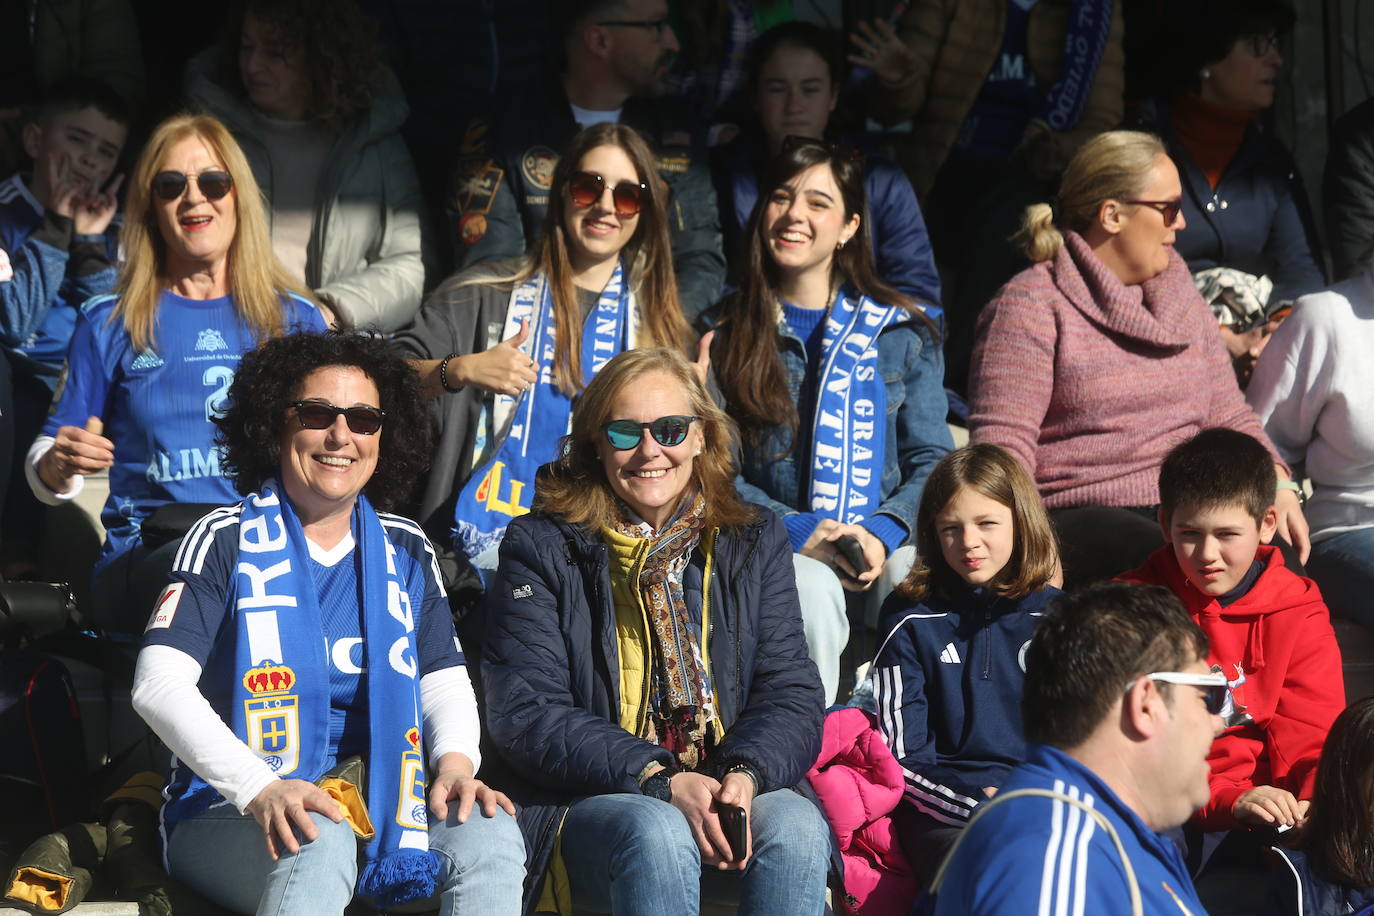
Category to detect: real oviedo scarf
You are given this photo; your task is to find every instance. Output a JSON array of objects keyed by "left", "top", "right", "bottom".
[
  {"left": 453, "top": 263, "right": 638, "bottom": 558},
  {"left": 163, "top": 481, "right": 437, "bottom": 906},
  {"left": 806, "top": 287, "right": 905, "bottom": 524}
]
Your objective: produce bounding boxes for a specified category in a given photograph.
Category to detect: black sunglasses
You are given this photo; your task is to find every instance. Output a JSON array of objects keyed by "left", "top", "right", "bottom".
[
  {"left": 596, "top": 17, "right": 671, "bottom": 40},
  {"left": 290, "top": 401, "right": 385, "bottom": 435},
  {"left": 1127, "top": 198, "right": 1183, "bottom": 225},
  {"left": 568, "top": 171, "right": 648, "bottom": 218},
  {"left": 603, "top": 415, "right": 699, "bottom": 450},
  {"left": 152, "top": 169, "right": 234, "bottom": 201}
]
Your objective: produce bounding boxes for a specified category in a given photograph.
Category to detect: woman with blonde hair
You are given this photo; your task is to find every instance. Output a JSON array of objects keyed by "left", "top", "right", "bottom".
[
  {"left": 395, "top": 122, "right": 692, "bottom": 571},
  {"left": 28, "top": 112, "right": 327, "bottom": 632},
  {"left": 480, "top": 346, "right": 829, "bottom": 915},
  {"left": 968, "top": 128, "right": 1304, "bottom": 585}
]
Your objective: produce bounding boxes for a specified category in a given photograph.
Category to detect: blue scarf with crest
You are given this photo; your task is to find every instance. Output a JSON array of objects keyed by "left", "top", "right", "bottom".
[{"left": 163, "top": 481, "right": 436, "bottom": 906}]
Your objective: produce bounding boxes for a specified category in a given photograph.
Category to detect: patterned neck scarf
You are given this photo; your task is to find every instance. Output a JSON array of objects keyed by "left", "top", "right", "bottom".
[{"left": 611, "top": 491, "right": 718, "bottom": 769}]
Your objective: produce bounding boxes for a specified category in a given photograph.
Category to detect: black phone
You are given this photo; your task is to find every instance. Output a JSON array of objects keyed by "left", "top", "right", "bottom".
[
  {"left": 719, "top": 803, "right": 748, "bottom": 861},
  {"left": 834, "top": 534, "right": 870, "bottom": 578}
]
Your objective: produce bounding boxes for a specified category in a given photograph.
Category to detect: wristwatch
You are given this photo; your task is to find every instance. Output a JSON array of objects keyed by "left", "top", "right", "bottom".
[{"left": 642, "top": 769, "right": 674, "bottom": 802}]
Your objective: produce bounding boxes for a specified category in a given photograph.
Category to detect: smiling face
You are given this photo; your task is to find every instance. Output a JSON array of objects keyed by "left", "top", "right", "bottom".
[
  {"left": 279, "top": 365, "right": 381, "bottom": 526},
  {"left": 239, "top": 10, "right": 311, "bottom": 120},
  {"left": 755, "top": 44, "right": 838, "bottom": 152},
  {"left": 563, "top": 143, "right": 642, "bottom": 274},
  {"left": 23, "top": 106, "right": 127, "bottom": 203},
  {"left": 1201, "top": 34, "right": 1282, "bottom": 112},
  {"left": 595, "top": 370, "right": 701, "bottom": 530},
  {"left": 151, "top": 134, "right": 239, "bottom": 274},
  {"left": 936, "top": 486, "right": 1016, "bottom": 589},
  {"left": 762, "top": 162, "right": 860, "bottom": 285},
  {"left": 1163, "top": 500, "right": 1276, "bottom": 597}
]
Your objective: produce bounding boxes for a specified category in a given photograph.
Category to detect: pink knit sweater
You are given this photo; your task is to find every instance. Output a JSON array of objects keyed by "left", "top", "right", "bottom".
[{"left": 969, "top": 231, "right": 1280, "bottom": 508}]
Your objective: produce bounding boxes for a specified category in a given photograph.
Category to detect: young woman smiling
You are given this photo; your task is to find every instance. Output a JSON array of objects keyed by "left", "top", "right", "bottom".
[
  {"left": 395, "top": 122, "right": 691, "bottom": 571},
  {"left": 706, "top": 138, "right": 952, "bottom": 704}
]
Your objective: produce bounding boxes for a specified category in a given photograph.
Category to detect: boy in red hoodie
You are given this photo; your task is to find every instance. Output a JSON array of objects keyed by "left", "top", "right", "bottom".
[{"left": 1120, "top": 428, "right": 1344, "bottom": 836}]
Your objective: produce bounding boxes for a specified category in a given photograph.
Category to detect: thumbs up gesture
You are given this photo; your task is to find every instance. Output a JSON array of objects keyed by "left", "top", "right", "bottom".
[
  {"left": 39, "top": 415, "right": 115, "bottom": 494},
  {"left": 451, "top": 319, "right": 539, "bottom": 397}
]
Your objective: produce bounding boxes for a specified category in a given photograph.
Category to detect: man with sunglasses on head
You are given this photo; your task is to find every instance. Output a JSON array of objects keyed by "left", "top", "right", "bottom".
[
  {"left": 446, "top": 0, "right": 725, "bottom": 321},
  {"left": 929, "top": 581, "right": 1221, "bottom": 915}
]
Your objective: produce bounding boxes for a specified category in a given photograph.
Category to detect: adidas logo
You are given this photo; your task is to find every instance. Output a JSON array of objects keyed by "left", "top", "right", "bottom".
[
  {"left": 939, "top": 643, "right": 961, "bottom": 664},
  {"left": 131, "top": 349, "right": 164, "bottom": 370}
]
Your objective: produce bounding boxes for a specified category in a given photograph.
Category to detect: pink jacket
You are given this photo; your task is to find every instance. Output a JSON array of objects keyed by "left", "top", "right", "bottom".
[{"left": 807, "top": 708, "right": 919, "bottom": 914}]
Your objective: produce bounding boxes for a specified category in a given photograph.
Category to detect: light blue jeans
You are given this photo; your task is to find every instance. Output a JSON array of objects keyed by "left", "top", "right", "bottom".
[
  {"left": 795, "top": 545, "right": 917, "bottom": 704},
  {"left": 167, "top": 801, "right": 525, "bottom": 916},
  {"left": 560, "top": 789, "right": 830, "bottom": 916},
  {"left": 1308, "top": 527, "right": 1374, "bottom": 629}
]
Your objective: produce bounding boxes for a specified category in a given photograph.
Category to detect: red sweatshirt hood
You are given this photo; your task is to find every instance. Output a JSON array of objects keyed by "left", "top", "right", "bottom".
[{"left": 1120, "top": 544, "right": 1325, "bottom": 673}]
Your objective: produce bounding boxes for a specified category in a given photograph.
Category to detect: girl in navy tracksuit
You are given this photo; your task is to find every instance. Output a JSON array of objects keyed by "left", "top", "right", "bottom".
[
  {"left": 872, "top": 443, "right": 1061, "bottom": 881},
  {"left": 1264, "top": 696, "right": 1374, "bottom": 916}
]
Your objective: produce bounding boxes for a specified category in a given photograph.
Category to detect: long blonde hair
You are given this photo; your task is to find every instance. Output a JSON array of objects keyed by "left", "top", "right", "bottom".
[
  {"left": 1014, "top": 130, "right": 1168, "bottom": 263},
  {"left": 116, "top": 113, "right": 315, "bottom": 351},
  {"left": 454, "top": 123, "right": 690, "bottom": 396}
]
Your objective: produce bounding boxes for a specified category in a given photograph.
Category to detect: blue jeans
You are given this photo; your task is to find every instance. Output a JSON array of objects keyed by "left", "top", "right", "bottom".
[
  {"left": 168, "top": 800, "right": 525, "bottom": 916},
  {"left": 560, "top": 789, "right": 830, "bottom": 916},
  {"left": 1308, "top": 527, "right": 1374, "bottom": 628}
]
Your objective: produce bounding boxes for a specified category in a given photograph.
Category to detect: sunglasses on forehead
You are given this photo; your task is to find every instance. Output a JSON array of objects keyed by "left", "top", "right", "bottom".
[
  {"left": 290, "top": 401, "right": 385, "bottom": 435},
  {"left": 152, "top": 169, "right": 234, "bottom": 201},
  {"left": 1127, "top": 670, "right": 1230, "bottom": 715},
  {"left": 567, "top": 171, "right": 648, "bottom": 218},
  {"left": 602, "top": 415, "right": 699, "bottom": 450}
]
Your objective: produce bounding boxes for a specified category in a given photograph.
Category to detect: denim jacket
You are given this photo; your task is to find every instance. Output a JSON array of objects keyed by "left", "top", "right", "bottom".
[{"left": 705, "top": 297, "right": 953, "bottom": 544}]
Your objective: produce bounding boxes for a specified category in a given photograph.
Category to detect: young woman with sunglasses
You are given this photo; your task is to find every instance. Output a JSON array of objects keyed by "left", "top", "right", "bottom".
[
  {"left": 968, "top": 129, "right": 1304, "bottom": 587},
  {"left": 130, "top": 331, "right": 525, "bottom": 916},
  {"left": 395, "top": 122, "right": 690, "bottom": 572},
  {"left": 27, "top": 113, "right": 326, "bottom": 633},
  {"left": 184, "top": 0, "right": 424, "bottom": 332},
  {"left": 706, "top": 139, "right": 953, "bottom": 705},
  {"left": 479, "top": 347, "right": 830, "bottom": 915}
]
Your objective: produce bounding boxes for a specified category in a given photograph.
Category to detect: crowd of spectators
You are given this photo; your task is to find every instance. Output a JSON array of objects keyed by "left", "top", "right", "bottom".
[{"left": 4, "top": 0, "right": 1374, "bottom": 914}]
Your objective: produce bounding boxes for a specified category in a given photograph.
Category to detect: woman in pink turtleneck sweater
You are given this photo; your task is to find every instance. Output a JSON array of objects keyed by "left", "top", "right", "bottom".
[{"left": 968, "top": 130, "right": 1308, "bottom": 586}]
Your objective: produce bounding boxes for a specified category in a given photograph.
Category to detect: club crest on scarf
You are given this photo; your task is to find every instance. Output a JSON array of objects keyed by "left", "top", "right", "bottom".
[
  {"left": 807, "top": 287, "right": 905, "bottom": 524},
  {"left": 243, "top": 663, "right": 300, "bottom": 773}
]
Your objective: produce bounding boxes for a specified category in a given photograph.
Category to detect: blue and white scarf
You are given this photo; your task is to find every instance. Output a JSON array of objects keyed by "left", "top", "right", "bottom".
[
  {"left": 806, "top": 287, "right": 905, "bottom": 524},
  {"left": 453, "top": 263, "right": 637, "bottom": 558},
  {"left": 168, "top": 481, "right": 436, "bottom": 906},
  {"left": 1034, "top": 0, "right": 1115, "bottom": 132}
]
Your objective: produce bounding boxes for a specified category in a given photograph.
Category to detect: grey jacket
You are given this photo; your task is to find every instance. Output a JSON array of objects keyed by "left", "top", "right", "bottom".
[{"left": 184, "top": 51, "right": 425, "bottom": 331}]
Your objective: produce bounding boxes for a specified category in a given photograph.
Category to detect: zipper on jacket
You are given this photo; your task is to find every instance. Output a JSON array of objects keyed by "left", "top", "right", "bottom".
[
  {"left": 629, "top": 540, "right": 654, "bottom": 738},
  {"left": 982, "top": 609, "right": 992, "bottom": 680}
]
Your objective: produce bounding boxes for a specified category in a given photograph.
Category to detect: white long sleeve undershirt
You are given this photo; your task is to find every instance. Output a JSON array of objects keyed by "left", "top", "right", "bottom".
[{"left": 133, "top": 644, "right": 483, "bottom": 813}]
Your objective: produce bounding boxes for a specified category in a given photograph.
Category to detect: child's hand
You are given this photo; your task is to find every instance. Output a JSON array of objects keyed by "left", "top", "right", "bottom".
[
  {"left": 73, "top": 173, "right": 124, "bottom": 236},
  {"left": 42, "top": 151, "right": 81, "bottom": 219},
  {"left": 1233, "top": 785, "right": 1305, "bottom": 829}
]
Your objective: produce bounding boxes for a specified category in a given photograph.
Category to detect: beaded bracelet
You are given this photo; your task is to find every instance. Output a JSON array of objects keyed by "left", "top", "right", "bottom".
[{"left": 438, "top": 353, "right": 461, "bottom": 393}]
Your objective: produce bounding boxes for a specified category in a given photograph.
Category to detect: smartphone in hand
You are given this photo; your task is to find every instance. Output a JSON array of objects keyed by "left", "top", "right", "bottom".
[{"left": 719, "top": 803, "right": 749, "bottom": 861}]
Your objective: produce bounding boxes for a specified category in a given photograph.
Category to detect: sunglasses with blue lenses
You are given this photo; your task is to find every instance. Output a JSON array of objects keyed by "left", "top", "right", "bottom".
[
  {"left": 1127, "top": 670, "right": 1230, "bottom": 715},
  {"left": 602, "top": 415, "right": 699, "bottom": 451},
  {"left": 291, "top": 401, "right": 385, "bottom": 435}
]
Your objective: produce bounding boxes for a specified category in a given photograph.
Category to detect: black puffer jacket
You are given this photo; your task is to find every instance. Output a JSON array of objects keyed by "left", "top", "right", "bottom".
[{"left": 479, "top": 508, "right": 825, "bottom": 911}]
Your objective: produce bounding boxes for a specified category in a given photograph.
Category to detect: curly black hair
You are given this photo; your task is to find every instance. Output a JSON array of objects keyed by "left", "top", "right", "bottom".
[{"left": 215, "top": 331, "right": 432, "bottom": 511}]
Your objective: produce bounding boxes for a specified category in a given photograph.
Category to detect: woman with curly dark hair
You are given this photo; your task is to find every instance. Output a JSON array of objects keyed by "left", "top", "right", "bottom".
[
  {"left": 183, "top": 0, "right": 424, "bottom": 332},
  {"left": 131, "top": 331, "right": 525, "bottom": 916}
]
